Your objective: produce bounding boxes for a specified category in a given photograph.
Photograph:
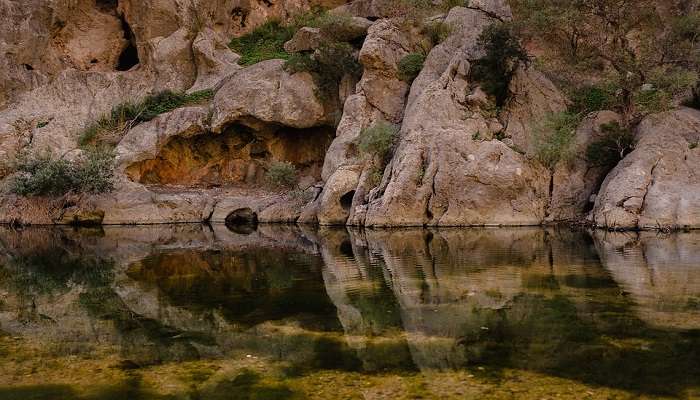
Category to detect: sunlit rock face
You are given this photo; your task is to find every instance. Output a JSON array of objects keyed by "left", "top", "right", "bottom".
[
  {"left": 592, "top": 108, "right": 700, "bottom": 229},
  {"left": 594, "top": 231, "right": 700, "bottom": 330}
]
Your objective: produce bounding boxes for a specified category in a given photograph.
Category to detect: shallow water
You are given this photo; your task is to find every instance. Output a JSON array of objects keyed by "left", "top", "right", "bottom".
[{"left": 0, "top": 225, "right": 698, "bottom": 399}]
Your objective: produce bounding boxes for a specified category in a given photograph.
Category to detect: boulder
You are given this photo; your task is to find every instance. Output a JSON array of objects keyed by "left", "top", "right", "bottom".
[
  {"left": 211, "top": 60, "right": 330, "bottom": 130},
  {"left": 363, "top": 6, "right": 550, "bottom": 226},
  {"left": 313, "top": 19, "right": 415, "bottom": 224},
  {"left": 190, "top": 28, "right": 243, "bottom": 92},
  {"left": 284, "top": 27, "right": 324, "bottom": 53},
  {"left": 592, "top": 108, "right": 700, "bottom": 229}
]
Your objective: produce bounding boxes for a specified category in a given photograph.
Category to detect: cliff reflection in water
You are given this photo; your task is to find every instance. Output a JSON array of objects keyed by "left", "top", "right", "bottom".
[{"left": 0, "top": 225, "right": 698, "bottom": 398}]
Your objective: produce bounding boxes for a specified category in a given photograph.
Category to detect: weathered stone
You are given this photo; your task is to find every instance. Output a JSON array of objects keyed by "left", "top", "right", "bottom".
[
  {"left": 211, "top": 60, "right": 330, "bottom": 130},
  {"left": 592, "top": 108, "right": 700, "bottom": 229},
  {"left": 362, "top": 6, "right": 549, "bottom": 227},
  {"left": 548, "top": 111, "right": 623, "bottom": 221},
  {"left": 190, "top": 28, "right": 243, "bottom": 92},
  {"left": 501, "top": 66, "right": 569, "bottom": 153}
]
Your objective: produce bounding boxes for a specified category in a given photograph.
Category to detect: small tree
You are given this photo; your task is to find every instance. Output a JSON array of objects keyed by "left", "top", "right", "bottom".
[
  {"left": 533, "top": 112, "right": 580, "bottom": 170},
  {"left": 471, "top": 23, "right": 529, "bottom": 106},
  {"left": 586, "top": 122, "right": 634, "bottom": 168}
]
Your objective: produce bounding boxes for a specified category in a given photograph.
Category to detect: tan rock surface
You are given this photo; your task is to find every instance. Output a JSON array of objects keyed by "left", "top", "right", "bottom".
[{"left": 592, "top": 108, "right": 700, "bottom": 229}]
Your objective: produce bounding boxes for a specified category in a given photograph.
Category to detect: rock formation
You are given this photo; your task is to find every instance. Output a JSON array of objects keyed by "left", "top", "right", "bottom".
[{"left": 0, "top": 0, "right": 697, "bottom": 229}]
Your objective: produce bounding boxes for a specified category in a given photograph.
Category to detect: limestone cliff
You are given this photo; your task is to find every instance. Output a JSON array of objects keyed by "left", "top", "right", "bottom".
[{"left": 0, "top": 0, "right": 697, "bottom": 229}]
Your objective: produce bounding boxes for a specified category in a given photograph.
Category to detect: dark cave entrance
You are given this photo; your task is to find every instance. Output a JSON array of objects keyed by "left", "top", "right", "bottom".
[
  {"left": 340, "top": 191, "right": 355, "bottom": 212},
  {"left": 116, "top": 15, "right": 140, "bottom": 71}
]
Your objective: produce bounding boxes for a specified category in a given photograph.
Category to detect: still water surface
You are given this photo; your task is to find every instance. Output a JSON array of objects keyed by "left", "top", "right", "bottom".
[{"left": 0, "top": 225, "right": 698, "bottom": 399}]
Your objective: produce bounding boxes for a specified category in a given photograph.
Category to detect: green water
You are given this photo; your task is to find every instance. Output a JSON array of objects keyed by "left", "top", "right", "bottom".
[{"left": 0, "top": 225, "right": 698, "bottom": 399}]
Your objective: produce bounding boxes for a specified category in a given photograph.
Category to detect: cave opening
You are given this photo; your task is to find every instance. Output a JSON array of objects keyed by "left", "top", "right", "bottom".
[
  {"left": 225, "top": 208, "right": 259, "bottom": 234},
  {"left": 95, "top": 0, "right": 119, "bottom": 12},
  {"left": 340, "top": 191, "right": 355, "bottom": 212},
  {"left": 116, "top": 14, "right": 139, "bottom": 71},
  {"left": 125, "top": 124, "right": 335, "bottom": 188}
]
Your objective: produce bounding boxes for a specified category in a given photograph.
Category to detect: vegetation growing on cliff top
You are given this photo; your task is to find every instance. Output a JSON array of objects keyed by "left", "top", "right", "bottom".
[
  {"left": 10, "top": 147, "right": 115, "bottom": 196},
  {"left": 78, "top": 89, "right": 213, "bottom": 147},
  {"left": 229, "top": 20, "right": 296, "bottom": 66},
  {"left": 512, "top": 0, "right": 700, "bottom": 120}
]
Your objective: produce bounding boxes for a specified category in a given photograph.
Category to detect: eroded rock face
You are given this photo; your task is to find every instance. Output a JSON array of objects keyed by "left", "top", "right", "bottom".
[
  {"left": 212, "top": 60, "right": 332, "bottom": 130},
  {"left": 548, "top": 111, "right": 623, "bottom": 221},
  {"left": 592, "top": 108, "right": 700, "bottom": 229},
  {"left": 501, "top": 66, "right": 568, "bottom": 153},
  {"left": 362, "top": 6, "right": 549, "bottom": 226},
  {"left": 0, "top": 0, "right": 130, "bottom": 107},
  {"left": 311, "top": 19, "right": 417, "bottom": 225}
]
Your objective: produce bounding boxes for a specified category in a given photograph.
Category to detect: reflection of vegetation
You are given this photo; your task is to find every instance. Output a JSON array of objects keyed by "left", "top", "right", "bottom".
[
  {"left": 201, "top": 369, "right": 299, "bottom": 400},
  {"left": 127, "top": 249, "right": 339, "bottom": 328},
  {"left": 456, "top": 291, "right": 700, "bottom": 396}
]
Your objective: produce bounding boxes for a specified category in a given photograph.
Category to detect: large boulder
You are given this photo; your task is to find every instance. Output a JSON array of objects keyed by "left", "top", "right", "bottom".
[
  {"left": 363, "top": 6, "right": 549, "bottom": 226},
  {"left": 211, "top": 60, "right": 331, "bottom": 130},
  {"left": 592, "top": 108, "right": 700, "bottom": 229}
]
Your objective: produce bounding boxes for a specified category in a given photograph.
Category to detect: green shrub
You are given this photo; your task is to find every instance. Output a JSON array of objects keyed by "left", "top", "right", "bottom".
[
  {"left": 10, "top": 147, "right": 115, "bottom": 197},
  {"left": 359, "top": 121, "right": 399, "bottom": 160},
  {"left": 534, "top": 112, "right": 581, "bottom": 169},
  {"left": 423, "top": 21, "right": 452, "bottom": 46},
  {"left": 471, "top": 23, "right": 529, "bottom": 106},
  {"left": 284, "top": 52, "right": 318, "bottom": 74},
  {"left": 570, "top": 85, "right": 618, "bottom": 114},
  {"left": 75, "top": 147, "right": 116, "bottom": 194},
  {"left": 398, "top": 53, "right": 425, "bottom": 83},
  {"left": 79, "top": 90, "right": 213, "bottom": 147},
  {"left": 229, "top": 21, "right": 295, "bottom": 66},
  {"left": 284, "top": 41, "right": 362, "bottom": 101},
  {"left": 266, "top": 161, "right": 297, "bottom": 188},
  {"left": 633, "top": 88, "right": 672, "bottom": 115},
  {"left": 586, "top": 122, "right": 634, "bottom": 168}
]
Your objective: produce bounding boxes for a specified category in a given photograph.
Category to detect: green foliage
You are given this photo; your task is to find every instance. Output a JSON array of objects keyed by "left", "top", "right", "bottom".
[
  {"left": 397, "top": 53, "right": 425, "bottom": 83},
  {"left": 284, "top": 41, "right": 362, "bottom": 101},
  {"left": 633, "top": 89, "right": 672, "bottom": 115},
  {"left": 586, "top": 122, "right": 635, "bottom": 168},
  {"left": 284, "top": 52, "right": 317, "bottom": 74},
  {"left": 690, "top": 141, "right": 698, "bottom": 150},
  {"left": 10, "top": 147, "right": 115, "bottom": 197},
  {"left": 570, "top": 85, "right": 618, "bottom": 114},
  {"left": 266, "top": 161, "right": 297, "bottom": 188},
  {"left": 229, "top": 20, "right": 295, "bottom": 66},
  {"left": 358, "top": 121, "right": 399, "bottom": 161},
  {"left": 534, "top": 112, "right": 580, "bottom": 169},
  {"left": 75, "top": 147, "right": 116, "bottom": 194},
  {"left": 423, "top": 21, "right": 452, "bottom": 46},
  {"left": 471, "top": 23, "right": 529, "bottom": 106},
  {"left": 79, "top": 90, "right": 213, "bottom": 147}
]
